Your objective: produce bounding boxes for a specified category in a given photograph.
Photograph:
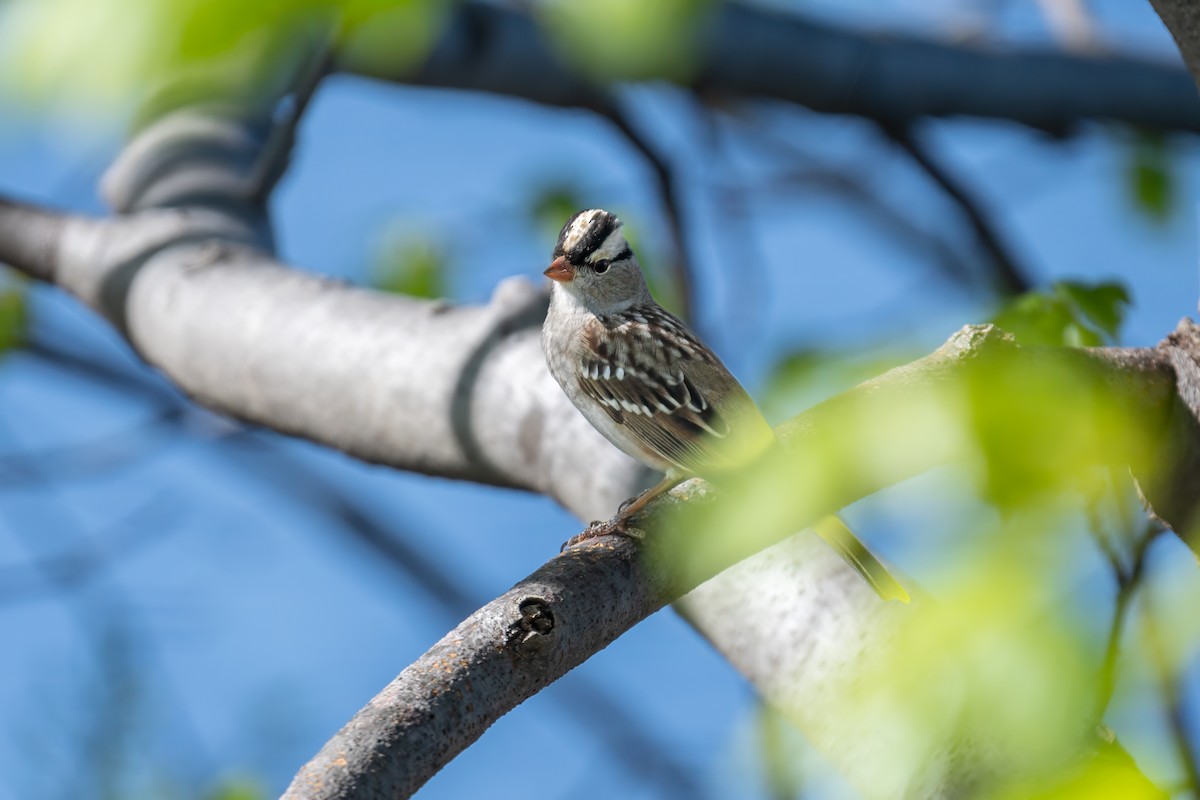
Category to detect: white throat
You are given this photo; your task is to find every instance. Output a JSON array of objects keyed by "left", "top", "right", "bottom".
[{"left": 551, "top": 279, "right": 641, "bottom": 318}]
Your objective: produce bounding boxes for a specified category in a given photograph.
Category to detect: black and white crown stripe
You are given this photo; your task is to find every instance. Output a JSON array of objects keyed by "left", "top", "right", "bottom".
[{"left": 554, "top": 209, "right": 633, "bottom": 266}]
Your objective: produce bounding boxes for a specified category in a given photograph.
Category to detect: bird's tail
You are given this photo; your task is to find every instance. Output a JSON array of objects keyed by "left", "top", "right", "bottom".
[{"left": 811, "top": 515, "right": 910, "bottom": 603}]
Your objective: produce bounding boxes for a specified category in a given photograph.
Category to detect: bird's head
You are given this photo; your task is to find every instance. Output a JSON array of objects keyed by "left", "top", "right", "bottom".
[{"left": 545, "top": 209, "right": 650, "bottom": 314}]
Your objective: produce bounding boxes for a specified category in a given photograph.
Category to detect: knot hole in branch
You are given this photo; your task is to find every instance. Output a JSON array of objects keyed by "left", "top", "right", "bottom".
[{"left": 507, "top": 598, "right": 555, "bottom": 658}]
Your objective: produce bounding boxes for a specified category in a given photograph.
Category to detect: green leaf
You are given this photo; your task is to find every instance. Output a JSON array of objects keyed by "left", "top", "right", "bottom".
[
  {"left": 991, "top": 281, "right": 1130, "bottom": 347},
  {"left": 1127, "top": 131, "right": 1174, "bottom": 222},
  {"left": 372, "top": 235, "right": 447, "bottom": 299},
  {"left": 1055, "top": 281, "right": 1130, "bottom": 341}
]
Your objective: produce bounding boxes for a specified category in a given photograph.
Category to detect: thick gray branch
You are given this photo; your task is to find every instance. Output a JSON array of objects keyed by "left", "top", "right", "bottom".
[
  {"left": 0, "top": 198, "right": 66, "bottom": 282},
  {"left": 354, "top": 2, "right": 1200, "bottom": 134},
  {"left": 2, "top": 112, "right": 645, "bottom": 520},
  {"left": 283, "top": 325, "right": 1182, "bottom": 800}
]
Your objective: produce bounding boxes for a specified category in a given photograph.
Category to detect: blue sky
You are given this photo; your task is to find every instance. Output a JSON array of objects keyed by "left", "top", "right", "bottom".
[{"left": 1, "top": 2, "right": 1198, "bottom": 799}]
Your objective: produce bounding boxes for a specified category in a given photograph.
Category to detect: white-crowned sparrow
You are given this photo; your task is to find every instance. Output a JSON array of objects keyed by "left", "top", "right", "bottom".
[{"left": 541, "top": 208, "right": 907, "bottom": 602}]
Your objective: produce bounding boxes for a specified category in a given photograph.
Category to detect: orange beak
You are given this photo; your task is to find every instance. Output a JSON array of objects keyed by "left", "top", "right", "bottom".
[{"left": 544, "top": 256, "right": 575, "bottom": 283}]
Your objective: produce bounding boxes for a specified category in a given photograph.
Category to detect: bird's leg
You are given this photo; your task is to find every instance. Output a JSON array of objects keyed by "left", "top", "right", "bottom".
[
  {"left": 616, "top": 475, "right": 681, "bottom": 521},
  {"left": 560, "top": 475, "right": 682, "bottom": 550}
]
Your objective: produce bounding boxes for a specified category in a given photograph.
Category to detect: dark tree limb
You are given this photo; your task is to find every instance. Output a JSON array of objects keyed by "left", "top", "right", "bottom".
[{"left": 351, "top": 2, "right": 1200, "bottom": 134}]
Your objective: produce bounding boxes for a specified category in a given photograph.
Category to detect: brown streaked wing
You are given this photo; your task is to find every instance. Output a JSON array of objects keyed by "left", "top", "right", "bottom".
[{"left": 576, "top": 305, "right": 757, "bottom": 474}]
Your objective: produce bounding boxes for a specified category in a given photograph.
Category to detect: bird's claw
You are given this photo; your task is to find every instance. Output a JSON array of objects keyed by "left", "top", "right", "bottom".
[{"left": 560, "top": 515, "right": 645, "bottom": 551}]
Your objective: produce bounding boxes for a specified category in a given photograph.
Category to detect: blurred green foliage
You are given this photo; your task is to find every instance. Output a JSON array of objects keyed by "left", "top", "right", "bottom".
[
  {"left": 531, "top": 186, "right": 584, "bottom": 244},
  {"left": 659, "top": 282, "right": 1178, "bottom": 793},
  {"left": 964, "top": 346, "right": 1154, "bottom": 510},
  {"left": 372, "top": 231, "right": 447, "bottom": 299},
  {"left": 760, "top": 346, "right": 918, "bottom": 423},
  {"left": 1010, "top": 751, "right": 1167, "bottom": 800},
  {"left": 208, "top": 777, "right": 266, "bottom": 800},
  {"left": 0, "top": 0, "right": 445, "bottom": 117},
  {"left": 0, "top": 280, "right": 27, "bottom": 354},
  {"left": 991, "top": 281, "right": 1130, "bottom": 347},
  {"left": 1127, "top": 131, "right": 1174, "bottom": 223},
  {"left": 535, "top": 0, "right": 711, "bottom": 81},
  {"left": 850, "top": 544, "right": 1095, "bottom": 796}
]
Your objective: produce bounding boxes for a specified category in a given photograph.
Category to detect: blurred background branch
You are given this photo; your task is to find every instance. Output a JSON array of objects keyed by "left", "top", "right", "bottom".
[{"left": 366, "top": 2, "right": 1200, "bottom": 133}]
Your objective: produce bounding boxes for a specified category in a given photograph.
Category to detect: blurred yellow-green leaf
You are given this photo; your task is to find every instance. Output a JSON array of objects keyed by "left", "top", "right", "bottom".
[
  {"left": 337, "top": 0, "right": 447, "bottom": 77},
  {"left": 207, "top": 776, "right": 266, "bottom": 800},
  {"left": 531, "top": 184, "right": 586, "bottom": 242},
  {"left": 0, "top": 0, "right": 443, "bottom": 120},
  {"left": 0, "top": 282, "right": 27, "bottom": 353},
  {"left": 965, "top": 347, "right": 1153, "bottom": 509},
  {"left": 998, "top": 737, "right": 1168, "bottom": 799},
  {"left": 372, "top": 232, "right": 448, "bottom": 299},
  {"left": 846, "top": 545, "right": 1097, "bottom": 797},
  {"left": 535, "top": 0, "right": 711, "bottom": 81},
  {"left": 760, "top": 346, "right": 918, "bottom": 423}
]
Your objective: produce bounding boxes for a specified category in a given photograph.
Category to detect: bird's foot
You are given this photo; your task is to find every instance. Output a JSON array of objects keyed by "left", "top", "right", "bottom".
[{"left": 560, "top": 515, "right": 646, "bottom": 551}]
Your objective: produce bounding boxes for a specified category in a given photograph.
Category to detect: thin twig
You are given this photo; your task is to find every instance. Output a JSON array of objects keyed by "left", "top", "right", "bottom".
[
  {"left": 698, "top": 107, "right": 771, "bottom": 358},
  {"left": 245, "top": 31, "right": 338, "bottom": 205},
  {"left": 729, "top": 109, "right": 981, "bottom": 293},
  {"left": 1144, "top": 596, "right": 1200, "bottom": 794},
  {"left": 0, "top": 406, "right": 184, "bottom": 487},
  {"left": 0, "top": 416, "right": 218, "bottom": 780},
  {"left": 884, "top": 123, "right": 1034, "bottom": 296},
  {"left": 0, "top": 495, "right": 180, "bottom": 604},
  {"left": 1092, "top": 519, "right": 1161, "bottom": 716},
  {"left": 604, "top": 103, "right": 698, "bottom": 324},
  {"left": 23, "top": 336, "right": 175, "bottom": 404}
]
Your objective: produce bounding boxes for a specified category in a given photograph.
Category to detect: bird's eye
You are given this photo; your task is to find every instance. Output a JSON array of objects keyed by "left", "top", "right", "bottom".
[{"left": 593, "top": 259, "right": 611, "bottom": 274}]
